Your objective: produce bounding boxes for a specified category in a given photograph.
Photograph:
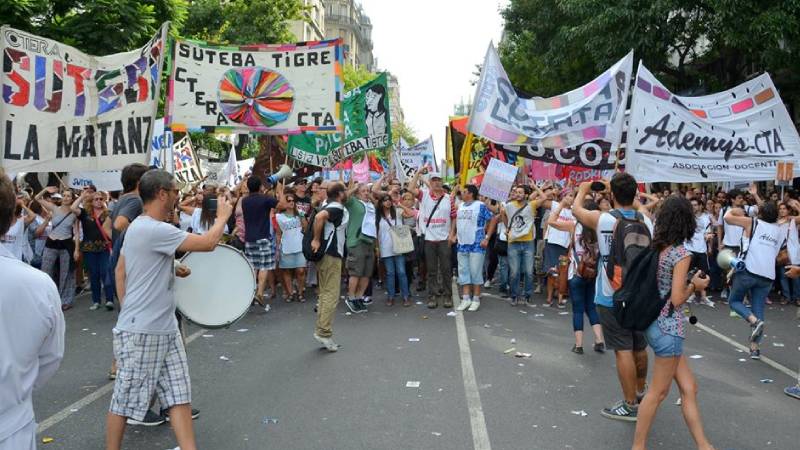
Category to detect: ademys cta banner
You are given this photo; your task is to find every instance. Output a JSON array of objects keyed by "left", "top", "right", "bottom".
[
  {"left": 287, "top": 73, "right": 391, "bottom": 166},
  {"left": 167, "top": 38, "right": 343, "bottom": 135},
  {"left": 626, "top": 64, "right": 800, "bottom": 182},
  {"left": 1, "top": 24, "right": 168, "bottom": 172},
  {"left": 468, "top": 44, "right": 632, "bottom": 163}
]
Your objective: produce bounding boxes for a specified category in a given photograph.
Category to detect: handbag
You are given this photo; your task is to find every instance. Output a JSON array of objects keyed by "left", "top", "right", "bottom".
[
  {"left": 577, "top": 242, "right": 599, "bottom": 279},
  {"left": 557, "top": 254, "right": 570, "bottom": 296},
  {"left": 385, "top": 217, "right": 414, "bottom": 255},
  {"left": 493, "top": 238, "right": 507, "bottom": 256}
]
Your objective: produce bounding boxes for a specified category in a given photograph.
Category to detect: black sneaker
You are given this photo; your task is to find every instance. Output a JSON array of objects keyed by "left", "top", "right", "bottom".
[
  {"left": 104, "top": 301, "right": 115, "bottom": 311},
  {"left": 750, "top": 320, "right": 765, "bottom": 343},
  {"left": 600, "top": 400, "right": 638, "bottom": 422},
  {"left": 525, "top": 296, "right": 535, "bottom": 307},
  {"left": 355, "top": 298, "right": 368, "bottom": 313},
  {"left": 750, "top": 349, "right": 761, "bottom": 360},
  {"left": 344, "top": 298, "right": 359, "bottom": 313},
  {"left": 126, "top": 410, "right": 166, "bottom": 426},
  {"left": 500, "top": 289, "right": 510, "bottom": 298},
  {"left": 161, "top": 408, "right": 200, "bottom": 421},
  {"left": 571, "top": 345, "right": 584, "bottom": 354}
]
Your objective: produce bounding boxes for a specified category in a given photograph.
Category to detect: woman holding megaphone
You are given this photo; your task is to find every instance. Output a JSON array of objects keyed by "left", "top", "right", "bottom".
[{"left": 723, "top": 200, "right": 785, "bottom": 360}]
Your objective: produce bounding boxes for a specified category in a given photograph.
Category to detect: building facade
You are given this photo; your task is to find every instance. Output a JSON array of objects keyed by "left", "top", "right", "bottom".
[
  {"left": 387, "top": 72, "right": 404, "bottom": 130},
  {"left": 324, "top": 0, "right": 374, "bottom": 71},
  {"left": 289, "top": 0, "right": 326, "bottom": 42}
]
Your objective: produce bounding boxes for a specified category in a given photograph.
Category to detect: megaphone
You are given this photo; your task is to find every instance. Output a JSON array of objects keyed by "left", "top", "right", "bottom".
[
  {"left": 267, "top": 164, "right": 293, "bottom": 185},
  {"left": 717, "top": 248, "right": 746, "bottom": 272}
]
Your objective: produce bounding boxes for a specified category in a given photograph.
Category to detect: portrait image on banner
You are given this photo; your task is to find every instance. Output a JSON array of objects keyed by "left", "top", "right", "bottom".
[
  {"left": 287, "top": 72, "right": 391, "bottom": 166},
  {"left": 626, "top": 64, "right": 800, "bottom": 182},
  {"left": 468, "top": 43, "right": 632, "bottom": 169},
  {"left": 167, "top": 38, "right": 343, "bottom": 135},
  {"left": 1, "top": 24, "right": 168, "bottom": 172}
]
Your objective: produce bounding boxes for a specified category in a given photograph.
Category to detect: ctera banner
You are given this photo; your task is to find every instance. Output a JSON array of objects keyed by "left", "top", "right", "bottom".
[
  {"left": 1, "top": 24, "right": 168, "bottom": 172},
  {"left": 626, "top": 64, "right": 800, "bottom": 182},
  {"left": 287, "top": 73, "right": 391, "bottom": 166},
  {"left": 166, "top": 38, "right": 343, "bottom": 135},
  {"left": 468, "top": 43, "right": 632, "bottom": 156}
]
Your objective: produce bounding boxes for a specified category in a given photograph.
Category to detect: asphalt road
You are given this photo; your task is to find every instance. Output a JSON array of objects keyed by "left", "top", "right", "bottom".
[{"left": 32, "top": 281, "right": 799, "bottom": 450}]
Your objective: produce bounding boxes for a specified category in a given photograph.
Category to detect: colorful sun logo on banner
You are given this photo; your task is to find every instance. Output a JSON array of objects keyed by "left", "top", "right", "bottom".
[{"left": 218, "top": 67, "right": 294, "bottom": 127}]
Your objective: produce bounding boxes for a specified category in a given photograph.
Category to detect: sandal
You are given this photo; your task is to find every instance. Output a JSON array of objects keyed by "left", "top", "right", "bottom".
[
  {"left": 108, "top": 371, "right": 117, "bottom": 380},
  {"left": 386, "top": 298, "right": 395, "bottom": 306}
]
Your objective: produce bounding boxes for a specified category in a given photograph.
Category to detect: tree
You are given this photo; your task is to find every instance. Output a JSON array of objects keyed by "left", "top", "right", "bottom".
[
  {"left": 343, "top": 64, "right": 378, "bottom": 91},
  {"left": 500, "top": 0, "right": 800, "bottom": 106},
  {"left": 2, "top": 0, "right": 188, "bottom": 55},
  {"left": 181, "top": 0, "right": 302, "bottom": 45}
]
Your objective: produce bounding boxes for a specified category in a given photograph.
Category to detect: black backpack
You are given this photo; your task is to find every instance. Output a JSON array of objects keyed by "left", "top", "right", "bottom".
[
  {"left": 605, "top": 210, "right": 652, "bottom": 291},
  {"left": 302, "top": 204, "right": 343, "bottom": 262},
  {"left": 612, "top": 247, "right": 670, "bottom": 331}
]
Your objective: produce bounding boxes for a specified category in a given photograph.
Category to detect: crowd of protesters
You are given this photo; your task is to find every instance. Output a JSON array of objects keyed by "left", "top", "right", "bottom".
[{"left": 3, "top": 163, "right": 800, "bottom": 450}]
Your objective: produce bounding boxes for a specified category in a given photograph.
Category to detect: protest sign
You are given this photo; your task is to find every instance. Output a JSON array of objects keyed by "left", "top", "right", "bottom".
[
  {"left": 626, "top": 64, "right": 800, "bottom": 182},
  {"left": 1, "top": 24, "right": 168, "bottom": 172},
  {"left": 150, "top": 118, "right": 173, "bottom": 168},
  {"left": 172, "top": 135, "right": 203, "bottom": 184},
  {"left": 167, "top": 38, "right": 343, "bottom": 135},
  {"left": 288, "top": 73, "right": 391, "bottom": 166},
  {"left": 469, "top": 44, "right": 632, "bottom": 158},
  {"left": 479, "top": 158, "right": 518, "bottom": 202},
  {"left": 67, "top": 171, "right": 122, "bottom": 191},
  {"left": 396, "top": 137, "right": 436, "bottom": 180}
]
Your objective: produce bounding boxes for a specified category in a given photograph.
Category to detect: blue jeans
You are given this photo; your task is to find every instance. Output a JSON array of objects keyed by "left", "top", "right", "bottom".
[
  {"left": 568, "top": 275, "right": 599, "bottom": 332},
  {"left": 729, "top": 270, "right": 772, "bottom": 337},
  {"left": 84, "top": 250, "right": 114, "bottom": 304},
  {"left": 383, "top": 255, "right": 410, "bottom": 300},
  {"left": 497, "top": 255, "right": 509, "bottom": 291},
  {"left": 508, "top": 241, "right": 534, "bottom": 299},
  {"left": 777, "top": 265, "right": 800, "bottom": 301}
]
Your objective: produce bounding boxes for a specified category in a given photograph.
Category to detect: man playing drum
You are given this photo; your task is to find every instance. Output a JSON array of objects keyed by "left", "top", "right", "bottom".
[{"left": 106, "top": 170, "right": 233, "bottom": 450}]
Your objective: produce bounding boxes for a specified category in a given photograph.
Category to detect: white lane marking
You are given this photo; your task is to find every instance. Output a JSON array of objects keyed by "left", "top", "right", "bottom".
[
  {"left": 453, "top": 283, "right": 492, "bottom": 450},
  {"left": 695, "top": 322, "right": 798, "bottom": 381},
  {"left": 37, "top": 328, "right": 206, "bottom": 434}
]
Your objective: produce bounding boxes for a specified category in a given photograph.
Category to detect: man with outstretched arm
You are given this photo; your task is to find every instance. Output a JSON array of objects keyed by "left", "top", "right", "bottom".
[
  {"left": 572, "top": 173, "right": 652, "bottom": 422},
  {"left": 106, "top": 170, "right": 233, "bottom": 450}
]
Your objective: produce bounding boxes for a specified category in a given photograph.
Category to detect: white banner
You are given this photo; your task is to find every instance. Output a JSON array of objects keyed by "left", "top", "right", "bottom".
[
  {"left": 172, "top": 135, "right": 203, "bottom": 184},
  {"left": 149, "top": 118, "right": 173, "bottom": 168},
  {"left": 469, "top": 43, "right": 632, "bottom": 151},
  {"left": 167, "top": 39, "right": 342, "bottom": 135},
  {"left": 1, "top": 24, "right": 168, "bottom": 172},
  {"left": 67, "top": 170, "right": 122, "bottom": 191},
  {"left": 626, "top": 64, "right": 800, "bottom": 182},
  {"left": 478, "top": 158, "right": 518, "bottom": 202},
  {"left": 395, "top": 137, "right": 436, "bottom": 181}
]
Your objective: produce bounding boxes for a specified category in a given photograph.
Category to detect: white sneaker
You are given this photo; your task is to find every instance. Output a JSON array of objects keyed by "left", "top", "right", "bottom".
[
  {"left": 313, "top": 333, "right": 339, "bottom": 352},
  {"left": 721, "top": 289, "right": 728, "bottom": 299},
  {"left": 700, "top": 297, "right": 715, "bottom": 308},
  {"left": 483, "top": 280, "right": 492, "bottom": 288},
  {"left": 89, "top": 304, "right": 100, "bottom": 310},
  {"left": 686, "top": 294, "right": 696, "bottom": 304},
  {"left": 456, "top": 299, "right": 472, "bottom": 311},
  {"left": 468, "top": 300, "right": 481, "bottom": 312},
  {"left": 264, "top": 304, "right": 271, "bottom": 313}
]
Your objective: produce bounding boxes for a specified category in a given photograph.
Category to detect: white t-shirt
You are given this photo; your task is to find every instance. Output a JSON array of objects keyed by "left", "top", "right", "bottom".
[
  {"left": 545, "top": 205, "right": 574, "bottom": 248},
  {"left": 179, "top": 211, "right": 193, "bottom": 232},
  {"left": 787, "top": 219, "right": 800, "bottom": 265},
  {"left": 377, "top": 213, "right": 398, "bottom": 258},
  {"left": 685, "top": 213, "right": 712, "bottom": 253},
  {"left": 190, "top": 208, "right": 227, "bottom": 235},
  {"left": 29, "top": 215, "right": 51, "bottom": 259},
  {"left": 0, "top": 218, "right": 30, "bottom": 262},
  {"left": 743, "top": 219, "right": 785, "bottom": 280},
  {"left": 456, "top": 201, "right": 482, "bottom": 246},
  {"left": 719, "top": 205, "right": 757, "bottom": 247},
  {"left": 276, "top": 213, "right": 303, "bottom": 254},
  {"left": 418, "top": 188, "right": 452, "bottom": 242},
  {"left": 116, "top": 216, "right": 189, "bottom": 335},
  {"left": 503, "top": 200, "right": 536, "bottom": 242},
  {"left": 0, "top": 245, "right": 64, "bottom": 443},
  {"left": 595, "top": 209, "right": 654, "bottom": 308}
]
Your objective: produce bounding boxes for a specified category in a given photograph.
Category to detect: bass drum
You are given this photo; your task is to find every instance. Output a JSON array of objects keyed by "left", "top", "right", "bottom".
[{"left": 175, "top": 244, "right": 256, "bottom": 329}]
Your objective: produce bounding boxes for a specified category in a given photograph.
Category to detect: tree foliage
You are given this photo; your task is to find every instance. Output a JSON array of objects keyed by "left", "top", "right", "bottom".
[
  {"left": 181, "top": 0, "right": 302, "bottom": 45},
  {"left": 500, "top": 0, "right": 800, "bottom": 103}
]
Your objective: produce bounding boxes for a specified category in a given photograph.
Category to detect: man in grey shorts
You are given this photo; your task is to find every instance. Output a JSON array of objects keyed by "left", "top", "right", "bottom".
[{"left": 106, "top": 170, "right": 232, "bottom": 450}]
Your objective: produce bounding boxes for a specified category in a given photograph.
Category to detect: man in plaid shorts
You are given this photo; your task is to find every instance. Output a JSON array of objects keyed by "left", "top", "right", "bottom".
[
  {"left": 106, "top": 170, "right": 232, "bottom": 450},
  {"left": 242, "top": 176, "right": 284, "bottom": 310}
]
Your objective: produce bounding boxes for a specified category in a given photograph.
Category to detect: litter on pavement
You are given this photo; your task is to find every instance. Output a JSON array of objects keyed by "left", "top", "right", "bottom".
[
  {"left": 41, "top": 437, "right": 54, "bottom": 444},
  {"left": 236, "top": 328, "right": 249, "bottom": 333},
  {"left": 503, "top": 347, "right": 516, "bottom": 354},
  {"left": 219, "top": 356, "right": 230, "bottom": 361},
  {"left": 514, "top": 352, "right": 532, "bottom": 358},
  {"left": 446, "top": 311, "right": 457, "bottom": 317},
  {"left": 772, "top": 342, "right": 785, "bottom": 347},
  {"left": 262, "top": 417, "right": 279, "bottom": 425},
  {"left": 201, "top": 334, "right": 214, "bottom": 338},
  {"left": 689, "top": 354, "right": 703, "bottom": 359},
  {"left": 760, "top": 379, "right": 774, "bottom": 384},
  {"left": 408, "top": 338, "right": 420, "bottom": 342},
  {"left": 406, "top": 381, "right": 421, "bottom": 388},
  {"left": 570, "top": 410, "right": 588, "bottom": 417}
]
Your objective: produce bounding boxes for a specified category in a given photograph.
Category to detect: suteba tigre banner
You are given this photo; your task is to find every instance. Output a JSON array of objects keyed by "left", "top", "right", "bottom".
[
  {"left": 167, "top": 39, "right": 343, "bottom": 135},
  {"left": 626, "top": 64, "right": 800, "bottom": 182},
  {"left": 1, "top": 24, "right": 168, "bottom": 172}
]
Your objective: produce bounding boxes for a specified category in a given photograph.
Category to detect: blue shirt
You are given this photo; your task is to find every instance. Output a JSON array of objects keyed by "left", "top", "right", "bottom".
[{"left": 457, "top": 203, "right": 493, "bottom": 254}]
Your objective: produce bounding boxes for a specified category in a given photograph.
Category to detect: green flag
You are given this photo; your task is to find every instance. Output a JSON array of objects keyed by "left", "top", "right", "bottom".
[{"left": 287, "top": 73, "right": 391, "bottom": 167}]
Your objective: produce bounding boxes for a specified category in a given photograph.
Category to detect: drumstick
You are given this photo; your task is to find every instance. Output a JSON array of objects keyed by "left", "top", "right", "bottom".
[{"left": 52, "top": 172, "right": 67, "bottom": 190}]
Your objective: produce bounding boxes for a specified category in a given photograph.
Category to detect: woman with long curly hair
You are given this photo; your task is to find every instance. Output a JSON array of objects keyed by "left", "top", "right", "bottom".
[{"left": 632, "top": 195, "right": 714, "bottom": 450}]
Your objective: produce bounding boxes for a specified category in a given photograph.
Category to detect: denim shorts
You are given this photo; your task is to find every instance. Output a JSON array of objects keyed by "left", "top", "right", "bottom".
[
  {"left": 645, "top": 321, "right": 684, "bottom": 358},
  {"left": 457, "top": 251, "right": 485, "bottom": 286}
]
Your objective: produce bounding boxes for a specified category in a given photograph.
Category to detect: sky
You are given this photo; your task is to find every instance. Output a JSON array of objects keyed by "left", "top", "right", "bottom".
[{"left": 358, "top": 0, "right": 508, "bottom": 163}]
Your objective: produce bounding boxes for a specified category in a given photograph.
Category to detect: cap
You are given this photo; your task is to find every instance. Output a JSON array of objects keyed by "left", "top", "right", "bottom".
[
  {"left": 428, "top": 171, "right": 442, "bottom": 179},
  {"left": 51, "top": 193, "right": 63, "bottom": 199}
]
